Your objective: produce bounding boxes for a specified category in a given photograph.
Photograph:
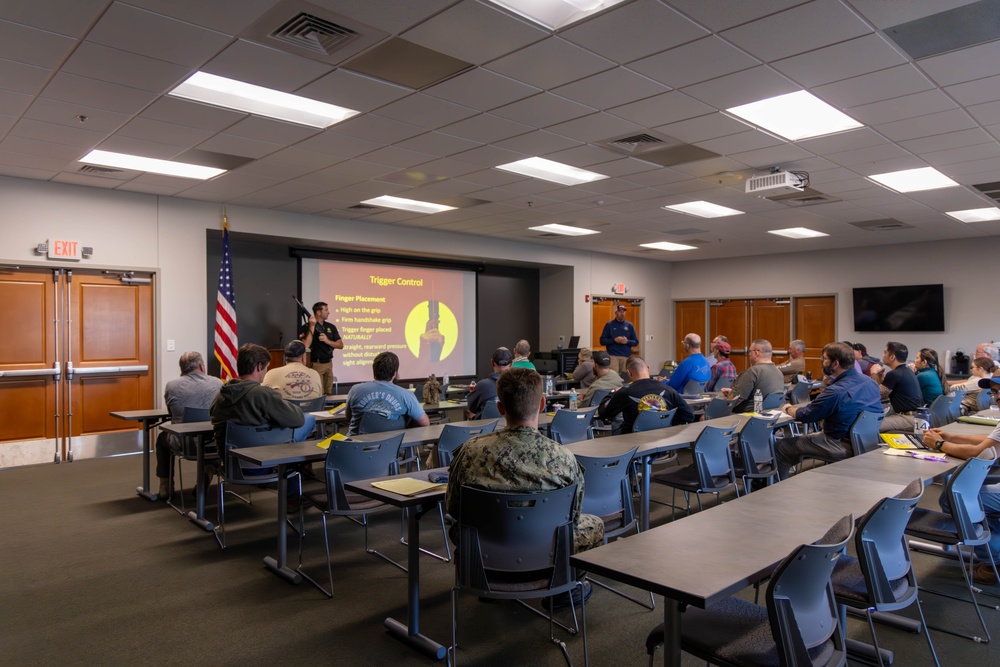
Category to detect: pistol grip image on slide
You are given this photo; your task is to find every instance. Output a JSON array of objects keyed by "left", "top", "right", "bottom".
[
  {"left": 406, "top": 299, "right": 457, "bottom": 363},
  {"left": 420, "top": 300, "right": 444, "bottom": 362}
]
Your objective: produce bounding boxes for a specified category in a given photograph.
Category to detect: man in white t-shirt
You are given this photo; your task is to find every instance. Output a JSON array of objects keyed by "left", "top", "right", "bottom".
[{"left": 262, "top": 340, "right": 323, "bottom": 400}]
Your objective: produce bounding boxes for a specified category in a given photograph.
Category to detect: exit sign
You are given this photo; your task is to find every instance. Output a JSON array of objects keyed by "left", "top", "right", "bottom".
[
  {"left": 49, "top": 239, "right": 81, "bottom": 261},
  {"left": 611, "top": 283, "right": 627, "bottom": 295}
]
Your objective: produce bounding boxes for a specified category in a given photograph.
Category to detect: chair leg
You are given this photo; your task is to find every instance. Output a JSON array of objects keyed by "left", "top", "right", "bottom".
[
  {"left": 914, "top": 597, "right": 942, "bottom": 666},
  {"left": 864, "top": 610, "right": 887, "bottom": 667},
  {"left": 588, "top": 577, "right": 655, "bottom": 609},
  {"left": 450, "top": 586, "right": 459, "bottom": 667},
  {"left": 364, "top": 513, "right": 407, "bottom": 572},
  {"left": 295, "top": 511, "right": 334, "bottom": 598},
  {"left": 215, "top": 478, "right": 226, "bottom": 550},
  {"left": 918, "top": 549, "right": 993, "bottom": 643}
]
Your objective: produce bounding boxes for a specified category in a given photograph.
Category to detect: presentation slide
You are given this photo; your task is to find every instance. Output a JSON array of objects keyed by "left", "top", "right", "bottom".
[{"left": 301, "top": 258, "right": 477, "bottom": 384}]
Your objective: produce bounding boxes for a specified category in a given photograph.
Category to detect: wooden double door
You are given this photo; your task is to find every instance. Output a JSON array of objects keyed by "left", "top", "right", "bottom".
[
  {"left": 675, "top": 296, "right": 835, "bottom": 376},
  {"left": 0, "top": 266, "right": 154, "bottom": 467}
]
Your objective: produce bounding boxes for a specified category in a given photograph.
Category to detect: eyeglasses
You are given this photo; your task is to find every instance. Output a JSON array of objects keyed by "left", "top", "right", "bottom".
[
  {"left": 748, "top": 348, "right": 760, "bottom": 354},
  {"left": 990, "top": 388, "right": 1000, "bottom": 396}
]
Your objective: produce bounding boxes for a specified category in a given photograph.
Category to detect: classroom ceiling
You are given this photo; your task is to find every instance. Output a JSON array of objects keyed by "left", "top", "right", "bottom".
[{"left": 1, "top": 0, "right": 999, "bottom": 261}]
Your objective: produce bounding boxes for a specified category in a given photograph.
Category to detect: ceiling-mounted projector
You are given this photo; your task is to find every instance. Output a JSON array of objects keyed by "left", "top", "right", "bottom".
[{"left": 746, "top": 171, "right": 805, "bottom": 196}]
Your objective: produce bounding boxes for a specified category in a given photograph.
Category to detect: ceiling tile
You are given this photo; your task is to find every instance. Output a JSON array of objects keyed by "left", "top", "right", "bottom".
[
  {"left": 222, "top": 116, "right": 321, "bottom": 144},
  {"left": 395, "top": 130, "right": 482, "bottom": 156},
  {"left": 96, "top": 134, "right": 190, "bottom": 159},
  {"left": 771, "top": 34, "right": 907, "bottom": 88},
  {"left": 327, "top": 113, "right": 425, "bottom": 144},
  {"left": 424, "top": 67, "right": 539, "bottom": 111},
  {"left": 194, "top": 133, "right": 284, "bottom": 159},
  {"left": 899, "top": 127, "right": 995, "bottom": 154},
  {"left": 848, "top": 0, "right": 982, "bottom": 29},
  {"left": 356, "top": 145, "right": 438, "bottom": 169},
  {"left": 373, "top": 93, "right": 479, "bottom": 130},
  {"left": 607, "top": 91, "right": 714, "bottom": 128},
  {"left": 664, "top": 0, "right": 808, "bottom": 32},
  {"left": 485, "top": 36, "right": 615, "bottom": 90},
  {"left": 552, "top": 68, "right": 670, "bottom": 111},
  {"left": 546, "top": 112, "right": 644, "bottom": 144},
  {"left": 116, "top": 117, "right": 217, "bottom": 146},
  {"left": 847, "top": 89, "right": 956, "bottom": 125},
  {"left": 296, "top": 68, "right": 412, "bottom": 113},
  {"left": 0, "top": 58, "right": 52, "bottom": 96},
  {"left": 292, "top": 131, "right": 383, "bottom": 158},
  {"left": 23, "top": 97, "right": 130, "bottom": 133},
  {"left": 401, "top": 0, "right": 546, "bottom": 65},
  {"left": 86, "top": 3, "right": 232, "bottom": 67},
  {"left": 0, "top": 0, "right": 109, "bottom": 37},
  {"left": 437, "top": 113, "right": 533, "bottom": 143},
  {"left": 967, "top": 100, "right": 1000, "bottom": 126},
  {"left": 62, "top": 41, "right": 191, "bottom": 93},
  {"left": 493, "top": 130, "right": 581, "bottom": 156},
  {"left": 919, "top": 39, "right": 1000, "bottom": 87},
  {"left": 921, "top": 141, "right": 1000, "bottom": 167},
  {"left": 694, "top": 130, "right": 783, "bottom": 156},
  {"left": 39, "top": 72, "right": 158, "bottom": 115},
  {"left": 654, "top": 112, "right": 748, "bottom": 144},
  {"left": 814, "top": 64, "right": 935, "bottom": 108},
  {"left": 140, "top": 96, "right": 245, "bottom": 131},
  {"left": 200, "top": 39, "right": 333, "bottom": 91},
  {"left": 944, "top": 73, "right": 1000, "bottom": 106},
  {"left": 0, "top": 88, "right": 34, "bottom": 117},
  {"left": 627, "top": 36, "right": 760, "bottom": 89},
  {"left": 121, "top": 0, "right": 278, "bottom": 36},
  {"left": 0, "top": 18, "right": 77, "bottom": 69},
  {"left": 727, "top": 144, "right": 814, "bottom": 169},
  {"left": 681, "top": 66, "right": 799, "bottom": 110},
  {"left": 875, "top": 108, "right": 977, "bottom": 142},
  {"left": 796, "top": 127, "right": 888, "bottom": 155},
  {"left": 560, "top": 0, "right": 708, "bottom": 64},
  {"left": 490, "top": 92, "right": 594, "bottom": 128},
  {"left": 451, "top": 144, "right": 526, "bottom": 167},
  {"left": 825, "top": 142, "right": 913, "bottom": 167},
  {"left": 721, "top": 2, "right": 871, "bottom": 63},
  {"left": 322, "top": 0, "right": 458, "bottom": 35},
  {"left": 1, "top": 134, "right": 88, "bottom": 160},
  {"left": 544, "top": 144, "right": 623, "bottom": 168}
]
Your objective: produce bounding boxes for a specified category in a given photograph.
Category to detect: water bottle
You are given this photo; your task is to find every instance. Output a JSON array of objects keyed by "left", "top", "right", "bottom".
[
  {"left": 468, "top": 379, "right": 476, "bottom": 391},
  {"left": 569, "top": 388, "right": 578, "bottom": 411},
  {"left": 546, "top": 374, "right": 554, "bottom": 395},
  {"left": 914, "top": 408, "right": 930, "bottom": 437},
  {"left": 753, "top": 389, "right": 763, "bottom": 413},
  {"left": 443, "top": 373, "right": 449, "bottom": 386}
]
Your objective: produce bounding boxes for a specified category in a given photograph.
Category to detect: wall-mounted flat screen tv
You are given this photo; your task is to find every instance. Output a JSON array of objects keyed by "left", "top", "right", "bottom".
[{"left": 853, "top": 284, "right": 944, "bottom": 332}]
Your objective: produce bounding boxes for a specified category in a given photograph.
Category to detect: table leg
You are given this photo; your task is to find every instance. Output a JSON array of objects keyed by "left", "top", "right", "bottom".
[
  {"left": 263, "top": 463, "right": 303, "bottom": 584},
  {"left": 136, "top": 419, "right": 157, "bottom": 501},
  {"left": 662, "top": 598, "right": 682, "bottom": 667},
  {"left": 641, "top": 454, "right": 652, "bottom": 531},
  {"left": 186, "top": 434, "right": 214, "bottom": 532},
  {"left": 384, "top": 502, "right": 447, "bottom": 661}
]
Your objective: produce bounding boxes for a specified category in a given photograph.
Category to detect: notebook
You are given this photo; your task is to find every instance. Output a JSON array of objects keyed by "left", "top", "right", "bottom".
[{"left": 879, "top": 433, "right": 927, "bottom": 450}]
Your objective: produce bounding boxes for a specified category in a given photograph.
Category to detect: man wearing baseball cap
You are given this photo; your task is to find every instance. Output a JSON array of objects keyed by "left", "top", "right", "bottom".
[
  {"left": 465, "top": 347, "right": 514, "bottom": 419},
  {"left": 705, "top": 340, "right": 736, "bottom": 391},
  {"left": 919, "top": 374, "right": 1000, "bottom": 585},
  {"left": 581, "top": 350, "right": 623, "bottom": 407},
  {"left": 599, "top": 303, "right": 638, "bottom": 373},
  {"left": 262, "top": 339, "right": 323, "bottom": 400}
]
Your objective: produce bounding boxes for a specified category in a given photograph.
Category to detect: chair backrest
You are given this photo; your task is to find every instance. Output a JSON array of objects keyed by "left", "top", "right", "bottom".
[
  {"left": 456, "top": 485, "right": 576, "bottom": 593},
  {"left": 854, "top": 478, "right": 923, "bottom": 606},
  {"left": 358, "top": 410, "right": 406, "bottom": 434},
  {"left": 619, "top": 371, "right": 631, "bottom": 383},
  {"left": 583, "top": 388, "right": 610, "bottom": 409},
  {"left": 632, "top": 407, "right": 677, "bottom": 433},
  {"left": 942, "top": 446, "right": 997, "bottom": 543},
  {"left": 683, "top": 379, "right": 707, "bottom": 394},
  {"left": 737, "top": 415, "right": 778, "bottom": 478},
  {"left": 576, "top": 447, "right": 638, "bottom": 540},
  {"left": 691, "top": 424, "right": 738, "bottom": 491},
  {"left": 288, "top": 396, "right": 325, "bottom": 412},
  {"left": 436, "top": 421, "right": 499, "bottom": 466},
  {"left": 704, "top": 397, "right": 734, "bottom": 420},
  {"left": 978, "top": 388, "right": 995, "bottom": 410},
  {"left": 789, "top": 380, "right": 813, "bottom": 405},
  {"left": 946, "top": 391, "right": 966, "bottom": 423},
  {"left": 223, "top": 422, "right": 294, "bottom": 482},
  {"left": 324, "top": 433, "right": 404, "bottom": 511},
  {"left": 714, "top": 376, "right": 733, "bottom": 391},
  {"left": 848, "top": 411, "right": 885, "bottom": 456},
  {"left": 766, "top": 515, "right": 852, "bottom": 666},
  {"left": 761, "top": 391, "right": 785, "bottom": 410},
  {"left": 480, "top": 400, "right": 502, "bottom": 419},
  {"left": 181, "top": 407, "right": 210, "bottom": 423},
  {"left": 927, "top": 393, "right": 952, "bottom": 428},
  {"left": 549, "top": 406, "right": 599, "bottom": 444}
]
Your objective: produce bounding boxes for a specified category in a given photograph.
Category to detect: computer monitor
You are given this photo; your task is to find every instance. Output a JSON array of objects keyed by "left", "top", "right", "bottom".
[{"left": 568, "top": 335, "right": 580, "bottom": 349}]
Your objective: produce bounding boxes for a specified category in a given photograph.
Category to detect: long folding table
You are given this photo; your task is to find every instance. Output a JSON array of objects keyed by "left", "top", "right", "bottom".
[{"left": 110, "top": 408, "right": 170, "bottom": 501}]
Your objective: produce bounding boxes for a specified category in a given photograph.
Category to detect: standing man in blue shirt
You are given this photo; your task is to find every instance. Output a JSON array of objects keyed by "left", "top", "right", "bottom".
[
  {"left": 666, "top": 333, "right": 711, "bottom": 393},
  {"left": 775, "top": 342, "right": 882, "bottom": 479},
  {"left": 600, "top": 304, "right": 639, "bottom": 373}
]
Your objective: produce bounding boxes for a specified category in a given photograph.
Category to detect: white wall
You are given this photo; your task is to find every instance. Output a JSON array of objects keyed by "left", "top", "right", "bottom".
[
  {"left": 670, "top": 239, "right": 999, "bottom": 366},
  {"left": 0, "top": 176, "right": 676, "bottom": 396}
]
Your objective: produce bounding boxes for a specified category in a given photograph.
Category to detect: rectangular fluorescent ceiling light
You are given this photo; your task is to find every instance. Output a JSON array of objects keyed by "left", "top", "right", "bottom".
[
  {"left": 868, "top": 167, "right": 959, "bottom": 193},
  {"left": 79, "top": 149, "right": 225, "bottom": 179},
  {"left": 727, "top": 90, "right": 862, "bottom": 141},
  {"left": 529, "top": 223, "right": 599, "bottom": 236},
  {"left": 768, "top": 227, "right": 828, "bottom": 239},
  {"left": 946, "top": 207, "right": 1000, "bottom": 222},
  {"left": 360, "top": 195, "right": 456, "bottom": 214},
  {"left": 169, "top": 72, "right": 359, "bottom": 129},
  {"left": 664, "top": 201, "right": 744, "bottom": 218},
  {"left": 495, "top": 157, "right": 608, "bottom": 186},
  {"left": 487, "top": 0, "right": 628, "bottom": 30},
  {"left": 640, "top": 241, "right": 696, "bottom": 252}
]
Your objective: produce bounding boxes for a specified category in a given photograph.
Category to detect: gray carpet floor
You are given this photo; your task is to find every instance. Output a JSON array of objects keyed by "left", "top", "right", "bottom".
[{"left": 2, "top": 453, "right": 998, "bottom": 666}]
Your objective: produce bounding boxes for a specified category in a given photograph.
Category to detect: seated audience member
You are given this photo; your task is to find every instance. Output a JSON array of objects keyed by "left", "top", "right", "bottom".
[
  {"left": 840, "top": 341, "right": 865, "bottom": 374},
  {"left": 155, "top": 351, "right": 223, "bottom": 497},
  {"left": 920, "top": 374, "right": 1000, "bottom": 585},
  {"left": 581, "top": 351, "right": 623, "bottom": 406},
  {"left": 776, "top": 339, "right": 806, "bottom": 381},
  {"left": 776, "top": 342, "right": 882, "bottom": 479},
  {"left": 705, "top": 335, "right": 728, "bottom": 369},
  {"left": 852, "top": 343, "right": 879, "bottom": 376},
  {"left": 446, "top": 367, "right": 605, "bottom": 557},
  {"left": 950, "top": 357, "right": 998, "bottom": 415},
  {"left": 511, "top": 339, "right": 536, "bottom": 370},
  {"left": 572, "top": 347, "right": 596, "bottom": 388},
  {"left": 262, "top": 340, "right": 323, "bottom": 400},
  {"left": 666, "top": 333, "right": 711, "bottom": 392},
  {"left": 704, "top": 341, "right": 736, "bottom": 391},
  {"left": 344, "top": 351, "right": 429, "bottom": 436},
  {"left": 599, "top": 356, "right": 695, "bottom": 434},
  {"left": 869, "top": 341, "right": 923, "bottom": 432},
  {"left": 210, "top": 343, "right": 315, "bottom": 447},
  {"left": 465, "top": 347, "right": 513, "bottom": 419},
  {"left": 976, "top": 342, "right": 1000, "bottom": 363},
  {"left": 912, "top": 347, "right": 947, "bottom": 406},
  {"left": 720, "top": 339, "right": 785, "bottom": 412}
]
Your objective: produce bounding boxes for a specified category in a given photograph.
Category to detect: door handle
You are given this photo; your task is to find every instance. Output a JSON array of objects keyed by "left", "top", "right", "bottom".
[
  {"left": 68, "top": 364, "right": 149, "bottom": 378},
  {"left": 0, "top": 367, "right": 61, "bottom": 378}
]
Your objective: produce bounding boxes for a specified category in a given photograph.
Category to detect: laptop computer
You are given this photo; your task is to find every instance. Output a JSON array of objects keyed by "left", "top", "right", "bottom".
[{"left": 567, "top": 335, "right": 580, "bottom": 349}]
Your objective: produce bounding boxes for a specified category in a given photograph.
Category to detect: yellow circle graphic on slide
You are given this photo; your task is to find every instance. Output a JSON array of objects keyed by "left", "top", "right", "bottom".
[{"left": 405, "top": 301, "right": 458, "bottom": 360}]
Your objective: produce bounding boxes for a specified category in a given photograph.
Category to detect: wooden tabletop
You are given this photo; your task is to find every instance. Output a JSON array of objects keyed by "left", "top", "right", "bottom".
[{"left": 110, "top": 409, "right": 169, "bottom": 421}]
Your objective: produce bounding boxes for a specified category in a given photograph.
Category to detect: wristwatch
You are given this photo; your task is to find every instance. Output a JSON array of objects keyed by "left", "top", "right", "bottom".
[{"left": 932, "top": 439, "right": 945, "bottom": 452}]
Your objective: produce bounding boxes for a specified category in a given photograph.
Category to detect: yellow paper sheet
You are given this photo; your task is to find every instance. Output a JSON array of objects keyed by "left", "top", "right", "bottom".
[
  {"left": 880, "top": 433, "right": 918, "bottom": 449},
  {"left": 328, "top": 403, "right": 347, "bottom": 415},
  {"left": 315, "top": 432, "right": 348, "bottom": 449},
  {"left": 370, "top": 478, "right": 447, "bottom": 496}
]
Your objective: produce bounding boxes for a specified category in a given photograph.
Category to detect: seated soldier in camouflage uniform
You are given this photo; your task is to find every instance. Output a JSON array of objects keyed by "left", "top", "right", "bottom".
[{"left": 446, "top": 366, "right": 604, "bottom": 554}]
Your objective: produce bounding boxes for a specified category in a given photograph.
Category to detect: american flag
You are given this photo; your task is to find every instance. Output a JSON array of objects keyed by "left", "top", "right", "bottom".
[{"left": 214, "top": 215, "right": 238, "bottom": 381}]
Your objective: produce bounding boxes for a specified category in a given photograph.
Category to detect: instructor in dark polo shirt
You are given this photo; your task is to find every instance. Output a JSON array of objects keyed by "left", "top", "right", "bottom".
[{"left": 299, "top": 301, "right": 343, "bottom": 396}]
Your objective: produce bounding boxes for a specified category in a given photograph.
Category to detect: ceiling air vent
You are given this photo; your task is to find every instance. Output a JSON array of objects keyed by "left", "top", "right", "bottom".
[
  {"left": 78, "top": 165, "right": 124, "bottom": 176},
  {"left": 348, "top": 203, "right": 382, "bottom": 211},
  {"left": 765, "top": 187, "right": 840, "bottom": 207},
  {"left": 607, "top": 133, "right": 666, "bottom": 153},
  {"left": 972, "top": 180, "right": 1000, "bottom": 203},
  {"left": 849, "top": 218, "right": 913, "bottom": 232},
  {"left": 270, "top": 12, "right": 358, "bottom": 55}
]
